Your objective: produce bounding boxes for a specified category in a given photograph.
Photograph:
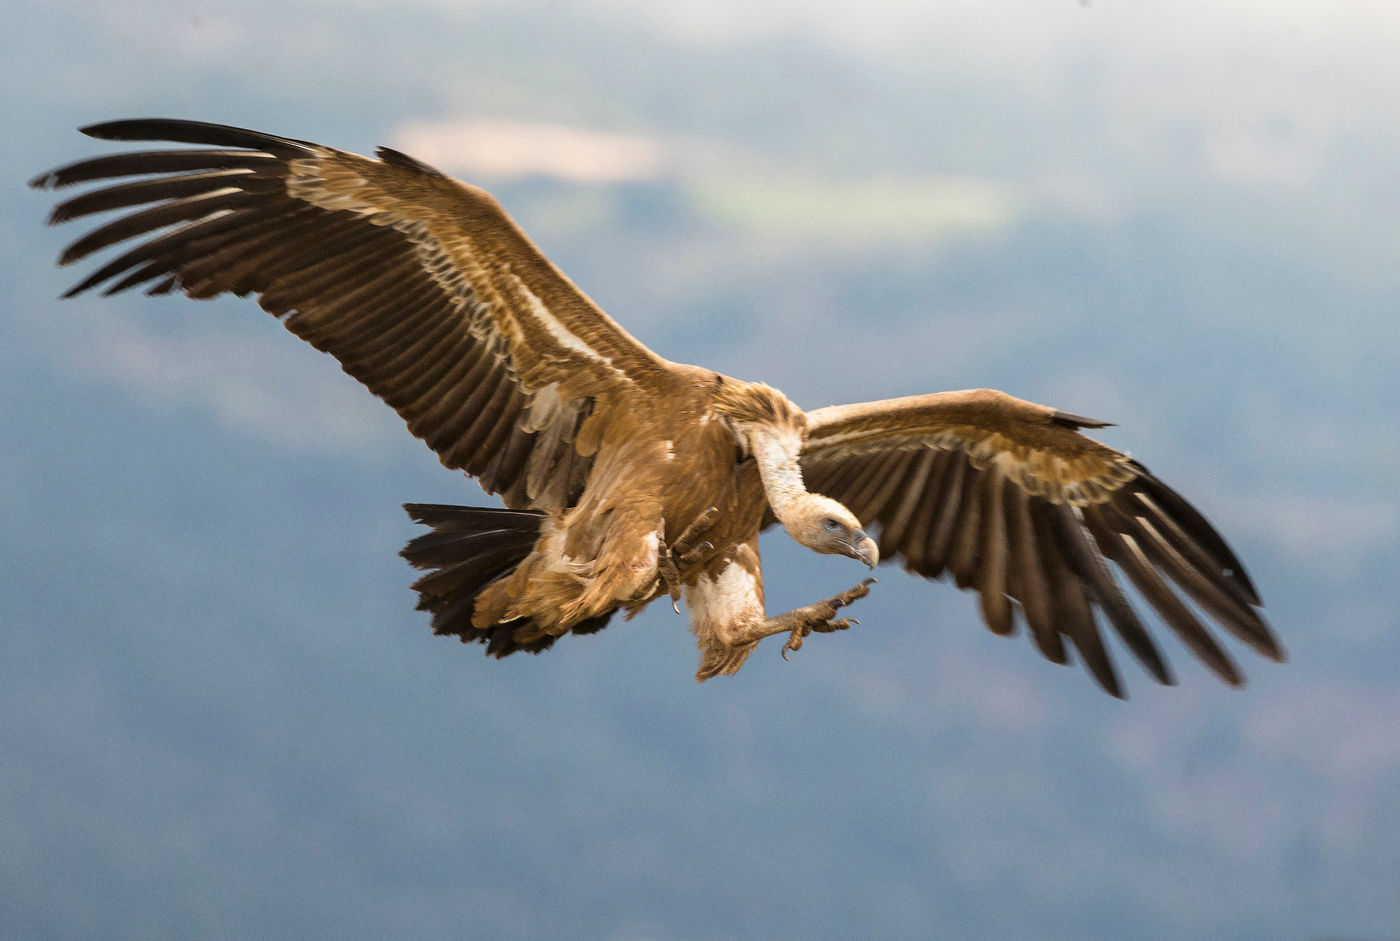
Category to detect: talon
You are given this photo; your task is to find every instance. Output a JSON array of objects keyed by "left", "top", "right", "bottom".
[
  {"left": 656, "top": 544, "right": 684, "bottom": 614},
  {"left": 782, "top": 622, "right": 811, "bottom": 659},
  {"left": 673, "top": 507, "right": 720, "bottom": 557},
  {"left": 658, "top": 510, "right": 723, "bottom": 609},
  {"left": 839, "top": 577, "right": 877, "bottom": 604},
  {"left": 676, "top": 540, "right": 713, "bottom": 567}
]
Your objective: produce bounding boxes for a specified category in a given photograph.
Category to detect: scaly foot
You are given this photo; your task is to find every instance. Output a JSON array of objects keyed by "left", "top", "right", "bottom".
[
  {"left": 657, "top": 506, "right": 720, "bottom": 613},
  {"left": 781, "top": 577, "right": 877, "bottom": 659}
]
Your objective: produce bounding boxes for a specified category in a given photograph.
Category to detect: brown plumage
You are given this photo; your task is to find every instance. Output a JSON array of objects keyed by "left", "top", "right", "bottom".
[{"left": 31, "top": 119, "right": 1285, "bottom": 697}]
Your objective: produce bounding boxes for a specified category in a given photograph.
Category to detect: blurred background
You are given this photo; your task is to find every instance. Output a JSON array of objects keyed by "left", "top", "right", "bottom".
[{"left": 4, "top": 1, "right": 1398, "bottom": 938}]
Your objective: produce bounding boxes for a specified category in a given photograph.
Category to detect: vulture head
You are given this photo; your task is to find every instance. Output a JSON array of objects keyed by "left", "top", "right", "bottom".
[{"left": 787, "top": 495, "right": 879, "bottom": 568}]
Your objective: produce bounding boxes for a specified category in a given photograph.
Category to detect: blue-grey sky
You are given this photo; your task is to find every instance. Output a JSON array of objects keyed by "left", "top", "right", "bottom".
[{"left": 4, "top": 2, "right": 1399, "bottom": 939}]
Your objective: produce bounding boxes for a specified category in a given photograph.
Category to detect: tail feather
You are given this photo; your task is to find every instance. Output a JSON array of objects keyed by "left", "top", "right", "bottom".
[
  {"left": 399, "top": 523, "right": 539, "bottom": 568},
  {"left": 400, "top": 503, "right": 616, "bottom": 657},
  {"left": 408, "top": 540, "right": 541, "bottom": 601}
]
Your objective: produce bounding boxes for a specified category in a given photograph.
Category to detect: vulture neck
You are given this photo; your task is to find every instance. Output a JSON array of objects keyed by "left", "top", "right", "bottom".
[{"left": 748, "top": 428, "right": 811, "bottom": 533}]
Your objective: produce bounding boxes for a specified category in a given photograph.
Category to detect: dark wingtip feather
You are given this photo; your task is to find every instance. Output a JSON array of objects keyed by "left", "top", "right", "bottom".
[
  {"left": 376, "top": 146, "right": 445, "bottom": 177},
  {"left": 1046, "top": 501, "right": 1175, "bottom": 689},
  {"left": 1129, "top": 460, "right": 1264, "bottom": 606},
  {"left": 1065, "top": 617, "right": 1125, "bottom": 698},
  {"left": 78, "top": 118, "right": 315, "bottom": 154},
  {"left": 1253, "top": 627, "right": 1288, "bottom": 664},
  {"left": 1094, "top": 666, "right": 1127, "bottom": 700},
  {"left": 1051, "top": 409, "right": 1115, "bottom": 430}
]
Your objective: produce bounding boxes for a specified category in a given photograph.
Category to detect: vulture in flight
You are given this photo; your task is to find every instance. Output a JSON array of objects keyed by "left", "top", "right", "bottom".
[{"left": 31, "top": 119, "right": 1284, "bottom": 697}]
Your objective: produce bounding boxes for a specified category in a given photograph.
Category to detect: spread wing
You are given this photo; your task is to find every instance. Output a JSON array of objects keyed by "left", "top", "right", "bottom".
[
  {"left": 801, "top": 388, "right": 1283, "bottom": 697},
  {"left": 31, "top": 119, "right": 678, "bottom": 511}
]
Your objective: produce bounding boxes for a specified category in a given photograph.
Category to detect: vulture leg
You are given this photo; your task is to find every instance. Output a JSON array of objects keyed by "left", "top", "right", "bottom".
[
  {"left": 777, "top": 577, "right": 876, "bottom": 658},
  {"left": 689, "top": 551, "right": 874, "bottom": 681},
  {"left": 657, "top": 506, "right": 720, "bottom": 613}
]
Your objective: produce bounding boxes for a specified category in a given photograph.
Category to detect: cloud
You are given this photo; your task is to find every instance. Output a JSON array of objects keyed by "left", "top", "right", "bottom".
[{"left": 390, "top": 119, "right": 669, "bottom": 183}]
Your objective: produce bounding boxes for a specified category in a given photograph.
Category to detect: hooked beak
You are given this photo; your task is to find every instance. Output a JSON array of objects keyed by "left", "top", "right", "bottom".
[{"left": 850, "top": 530, "right": 879, "bottom": 568}]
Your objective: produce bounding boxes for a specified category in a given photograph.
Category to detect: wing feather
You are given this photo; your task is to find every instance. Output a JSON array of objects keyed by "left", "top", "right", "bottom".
[
  {"left": 876, "top": 449, "right": 940, "bottom": 556},
  {"left": 843, "top": 449, "right": 907, "bottom": 522},
  {"left": 801, "top": 388, "right": 1282, "bottom": 696},
  {"left": 410, "top": 347, "right": 497, "bottom": 440},
  {"left": 975, "top": 469, "right": 1013, "bottom": 637},
  {"left": 945, "top": 456, "right": 986, "bottom": 588},
  {"left": 1007, "top": 483, "right": 1065, "bottom": 665},
  {"left": 856, "top": 450, "right": 919, "bottom": 530},
  {"left": 31, "top": 149, "right": 282, "bottom": 190},
  {"left": 918, "top": 452, "right": 964, "bottom": 576},
  {"left": 59, "top": 191, "right": 259, "bottom": 270},
  {"left": 1036, "top": 503, "right": 1115, "bottom": 692},
  {"left": 34, "top": 118, "right": 680, "bottom": 511},
  {"left": 1049, "top": 503, "right": 1172, "bottom": 686}
]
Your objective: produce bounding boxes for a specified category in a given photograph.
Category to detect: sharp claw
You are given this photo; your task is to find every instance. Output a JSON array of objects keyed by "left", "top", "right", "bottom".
[
  {"left": 676, "top": 540, "right": 714, "bottom": 567},
  {"left": 671, "top": 599, "right": 681, "bottom": 615},
  {"left": 674, "top": 508, "right": 720, "bottom": 555},
  {"left": 782, "top": 626, "right": 807, "bottom": 659}
]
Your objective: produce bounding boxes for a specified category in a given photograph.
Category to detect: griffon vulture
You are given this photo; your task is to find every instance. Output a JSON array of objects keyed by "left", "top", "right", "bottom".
[{"left": 31, "top": 119, "right": 1284, "bottom": 697}]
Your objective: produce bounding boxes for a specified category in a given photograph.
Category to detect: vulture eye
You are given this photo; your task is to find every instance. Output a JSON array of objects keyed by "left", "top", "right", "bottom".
[{"left": 822, "top": 517, "right": 841, "bottom": 533}]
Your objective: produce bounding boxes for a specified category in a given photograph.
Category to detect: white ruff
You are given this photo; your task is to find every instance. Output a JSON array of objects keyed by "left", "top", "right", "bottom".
[{"left": 748, "top": 428, "right": 807, "bottom": 524}]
